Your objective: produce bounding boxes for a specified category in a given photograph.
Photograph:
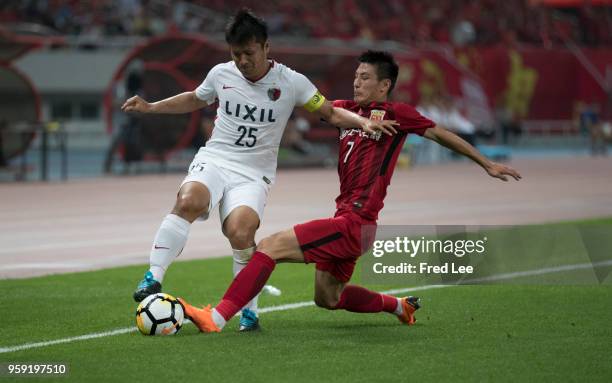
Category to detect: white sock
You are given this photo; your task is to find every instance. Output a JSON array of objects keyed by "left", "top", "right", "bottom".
[
  {"left": 211, "top": 308, "right": 227, "bottom": 329},
  {"left": 149, "top": 214, "right": 191, "bottom": 283},
  {"left": 232, "top": 247, "right": 259, "bottom": 314},
  {"left": 394, "top": 298, "right": 404, "bottom": 316}
]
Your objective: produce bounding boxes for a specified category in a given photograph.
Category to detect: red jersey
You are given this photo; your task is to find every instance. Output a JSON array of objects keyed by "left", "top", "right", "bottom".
[{"left": 332, "top": 100, "right": 435, "bottom": 221}]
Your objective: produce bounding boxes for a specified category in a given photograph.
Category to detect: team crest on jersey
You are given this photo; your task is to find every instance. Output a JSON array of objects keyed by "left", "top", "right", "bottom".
[
  {"left": 268, "top": 88, "right": 281, "bottom": 101},
  {"left": 370, "top": 109, "right": 386, "bottom": 121}
]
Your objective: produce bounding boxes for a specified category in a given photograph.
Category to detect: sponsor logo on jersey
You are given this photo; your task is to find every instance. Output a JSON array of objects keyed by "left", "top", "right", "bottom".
[
  {"left": 225, "top": 101, "right": 277, "bottom": 122},
  {"left": 223, "top": 85, "right": 236, "bottom": 90},
  {"left": 340, "top": 128, "right": 382, "bottom": 141},
  {"left": 268, "top": 87, "right": 281, "bottom": 101}
]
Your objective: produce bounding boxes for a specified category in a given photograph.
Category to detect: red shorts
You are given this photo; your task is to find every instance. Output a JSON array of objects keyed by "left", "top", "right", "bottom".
[{"left": 293, "top": 211, "right": 376, "bottom": 283}]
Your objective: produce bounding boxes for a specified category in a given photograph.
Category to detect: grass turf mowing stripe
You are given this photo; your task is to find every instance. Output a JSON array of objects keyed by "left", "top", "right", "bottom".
[
  {"left": 258, "top": 284, "right": 450, "bottom": 314},
  {"left": 0, "top": 285, "right": 449, "bottom": 354},
  {"left": 1, "top": 260, "right": 609, "bottom": 355}
]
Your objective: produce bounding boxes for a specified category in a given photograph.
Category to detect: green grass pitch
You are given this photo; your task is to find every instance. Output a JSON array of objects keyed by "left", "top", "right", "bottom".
[{"left": 1, "top": 219, "right": 612, "bottom": 382}]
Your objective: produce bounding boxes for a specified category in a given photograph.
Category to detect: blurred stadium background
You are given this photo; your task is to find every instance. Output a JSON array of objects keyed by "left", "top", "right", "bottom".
[
  {"left": 1, "top": 0, "right": 612, "bottom": 279},
  {"left": 1, "top": 0, "right": 610, "bottom": 181},
  {"left": 1, "top": 3, "right": 612, "bottom": 379}
]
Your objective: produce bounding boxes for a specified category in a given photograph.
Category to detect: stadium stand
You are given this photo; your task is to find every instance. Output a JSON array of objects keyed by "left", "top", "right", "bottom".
[
  {"left": 1, "top": 0, "right": 610, "bottom": 180},
  {"left": 1, "top": 0, "right": 610, "bottom": 46}
]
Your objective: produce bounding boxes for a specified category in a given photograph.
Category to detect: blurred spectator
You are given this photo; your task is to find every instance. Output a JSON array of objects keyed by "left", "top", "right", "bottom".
[
  {"left": 577, "top": 102, "right": 607, "bottom": 156},
  {"left": 495, "top": 95, "right": 523, "bottom": 145},
  {"left": 451, "top": 20, "right": 476, "bottom": 47},
  {"left": 281, "top": 116, "right": 312, "bottom": 155},
  {"left": 104, "top": 60, "right": 145, "bottom": 174},
  {"left": 418, "top": 94, "right": 477, "bottom": 146},
  {"left": 0, "top": 120, "right": 7, "bottom": 167},
  {"left": 198, "top": 114, "right": 215, "bottom": 147},
  {"left": 1, "top": 0, "right": 610, "bottom": 47}
]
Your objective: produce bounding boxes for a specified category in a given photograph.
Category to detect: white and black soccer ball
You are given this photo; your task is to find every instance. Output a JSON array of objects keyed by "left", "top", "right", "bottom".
[{"left": 135, "top": 293, "right": 184, "bottom": 336}]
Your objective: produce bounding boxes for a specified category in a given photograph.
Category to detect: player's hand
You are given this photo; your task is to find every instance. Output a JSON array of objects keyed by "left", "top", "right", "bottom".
[
  {"left": 121, "top": 95, "right": 151, "bottom": 113},
  {"left": 485, "top": 162, "right": 522, "bottom": 181},
  {"left": 362, "top": 119, "right": 399, "bottom": 136}
]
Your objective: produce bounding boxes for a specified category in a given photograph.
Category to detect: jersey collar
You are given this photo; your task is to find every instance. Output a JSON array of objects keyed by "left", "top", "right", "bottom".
[
  {"left": 245, "top": 60, "right": 275, "bottom": 83},
  {"left": 367, "top": 100, "right": 390, "bottom": 109},
  {"left": 358, "top": 101, "right": 390, "bottom": 115}
]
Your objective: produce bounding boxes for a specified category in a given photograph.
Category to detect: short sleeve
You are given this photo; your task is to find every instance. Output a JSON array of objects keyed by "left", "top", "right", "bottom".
[
  {"left": 292, "top": 70, "right": 319, "bottom": 107},
  {"left": 194, "top": 65, "right": 219, "bottom": 104},
  {"left": 394, "top": 103, "right": 435, "bottom": 136},
  {"left": 332, "top": 100, "right": 352, "bottom": 109}
]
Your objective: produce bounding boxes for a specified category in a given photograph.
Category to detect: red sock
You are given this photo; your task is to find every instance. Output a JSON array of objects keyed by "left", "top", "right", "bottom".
[
  {"left": 334, "top": 285, "right": 398, "bottom": 313},
  {"left": 215, "top": 251, "right": 276, "bottom": 321}
]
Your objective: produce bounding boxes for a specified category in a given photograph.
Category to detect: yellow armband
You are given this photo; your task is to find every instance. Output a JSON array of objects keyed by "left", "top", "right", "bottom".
[{"left": 303, "top": 91, "right": 326, "bottom": 113}]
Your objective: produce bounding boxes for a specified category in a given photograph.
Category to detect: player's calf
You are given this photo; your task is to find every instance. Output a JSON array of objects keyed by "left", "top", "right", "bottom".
[
  {"left": 231, "top": 248, "right": 264, "bottom": 332},
  {"left": 223, "top": 208, "right": 259, "bottom": 250}
]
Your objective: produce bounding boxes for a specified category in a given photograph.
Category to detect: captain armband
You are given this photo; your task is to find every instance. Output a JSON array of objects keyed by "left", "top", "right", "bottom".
[{"left": 303, "top": 91, "right": 326, "bottom": 113}]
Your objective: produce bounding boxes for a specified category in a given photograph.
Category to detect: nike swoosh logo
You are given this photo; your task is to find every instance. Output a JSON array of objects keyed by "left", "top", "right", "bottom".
[
  {"left": 223, "top": 85, "right": 236, "bottom": 89},
  {"left": 154, "top": 245, "right": 170, "bottom": 250}
]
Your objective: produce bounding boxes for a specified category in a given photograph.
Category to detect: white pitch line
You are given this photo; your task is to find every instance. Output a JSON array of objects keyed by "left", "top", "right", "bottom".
[
  {"left": 0, "top": 285, "right": 443, "bottom": 355},
  {"left": 0, "top": 328, "right": 136, "bottom": 354},
  {"left": 1, "top": 260, "right": 610, "bottom": 354},
  {"left": 464, "top": 259, "right": 612, "bottom": 284}
]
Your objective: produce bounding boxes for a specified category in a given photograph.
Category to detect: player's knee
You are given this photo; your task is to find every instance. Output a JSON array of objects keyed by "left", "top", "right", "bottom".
[
  {"left": 225, "top": 223, "right": 256, "bottom": 248},
  {"left": 174, "top": 193, "right": 208, "bottom": 218},
  {"left": 256, "top": 235, "right": 275, "bottom": 254},
  {"left": 256, "top": 234, "right": 282, "bottom": 259}
]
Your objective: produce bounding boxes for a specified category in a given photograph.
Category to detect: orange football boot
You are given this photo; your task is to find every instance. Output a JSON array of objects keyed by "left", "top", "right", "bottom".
[
  {"left": 397, "top": 296, "right": 421, "bottom": 326},
  {"left": 178, "top": 298, "right": 221, "bottom": 333}
]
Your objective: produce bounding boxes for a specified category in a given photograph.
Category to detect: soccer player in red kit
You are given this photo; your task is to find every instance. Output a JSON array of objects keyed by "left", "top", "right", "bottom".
[{"left": 179, "top": 50, "right": 522, "bottom": 332}]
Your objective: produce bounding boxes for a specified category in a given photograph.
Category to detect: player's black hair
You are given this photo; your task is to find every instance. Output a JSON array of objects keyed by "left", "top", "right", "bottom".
[
  {"left": 225, "top": 8, "right": 268, "bottom": 46},
  {"left": 358, "top": 50, "right": 399, "bottom": 94}
]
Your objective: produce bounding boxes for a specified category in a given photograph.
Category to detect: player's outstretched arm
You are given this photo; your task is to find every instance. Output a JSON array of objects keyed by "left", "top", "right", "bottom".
[
  {"left": 121, "top": 91, "right": 208, "bottom": 114},
  {"left": 312, "top": 100, "right": 398, "bottom": 136},
  {"left": 424, "top": 125, "right": 522, "bottom": 181}
]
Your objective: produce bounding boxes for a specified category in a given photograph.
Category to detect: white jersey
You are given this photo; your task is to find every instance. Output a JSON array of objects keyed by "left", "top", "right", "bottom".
[{"left": 195, "top": 60, "right": 319, "bottom": 183}]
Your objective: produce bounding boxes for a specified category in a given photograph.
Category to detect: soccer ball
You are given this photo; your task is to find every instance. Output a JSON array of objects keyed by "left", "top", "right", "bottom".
[{"left": 135, "top": 293, "right": 184, "bottom": 336}]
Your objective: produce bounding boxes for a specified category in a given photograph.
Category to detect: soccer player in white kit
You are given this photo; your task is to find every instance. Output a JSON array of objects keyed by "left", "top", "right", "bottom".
[{"left": 122, "top": 9, "right": 398, "bottom": 331}]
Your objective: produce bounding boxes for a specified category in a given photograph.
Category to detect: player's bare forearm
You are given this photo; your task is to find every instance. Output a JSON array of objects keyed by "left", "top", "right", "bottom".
[
  {"left": 122, "top": 91, "right": 208, "bottom": 114},
  {"left": 424, "top": 125, "right": 522, "bottom": 181},
  {"left": 325, "top": 105, "right": 364, "bottom": 129},
  {"left": 314, "top": 100, "right": 397, "bottom": 136},
  {"left": 424, "top": 126, "right": 490, "bottom": 168},
  {"left": 149, "top": 92, "right": 208, "bottom": 114}
]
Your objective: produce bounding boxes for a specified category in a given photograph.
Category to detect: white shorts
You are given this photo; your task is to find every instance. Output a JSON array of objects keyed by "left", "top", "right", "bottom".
[{"left": 180, "top": 155, "right": 271, "bottom": 224}]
